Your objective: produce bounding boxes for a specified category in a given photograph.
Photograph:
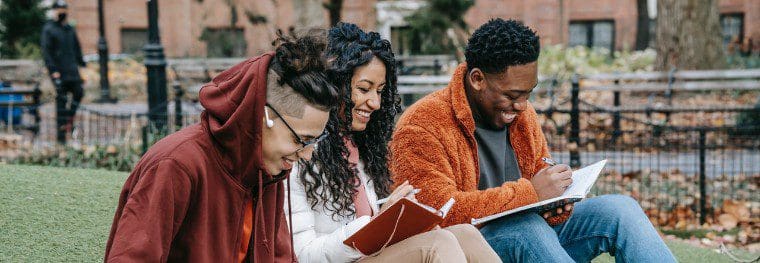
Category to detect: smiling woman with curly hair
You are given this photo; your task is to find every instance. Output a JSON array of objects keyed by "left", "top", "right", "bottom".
[{"left": 285, "top": 22, "right": 500, "bottom": 263}]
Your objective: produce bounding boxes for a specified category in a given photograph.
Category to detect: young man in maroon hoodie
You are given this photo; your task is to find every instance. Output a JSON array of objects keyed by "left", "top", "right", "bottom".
[{"left": 104, "top": 32, "right": 339, "bottom": 262}]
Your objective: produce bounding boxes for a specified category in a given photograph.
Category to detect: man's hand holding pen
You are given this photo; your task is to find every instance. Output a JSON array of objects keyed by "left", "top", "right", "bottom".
[{"left": 532, "top": 157, "right": 574, "bottom": 219}]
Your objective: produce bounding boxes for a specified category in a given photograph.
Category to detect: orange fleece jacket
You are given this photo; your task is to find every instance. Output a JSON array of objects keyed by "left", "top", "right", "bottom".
[{"left": 390, "top": 63, "right": 571, "bottom": 226}]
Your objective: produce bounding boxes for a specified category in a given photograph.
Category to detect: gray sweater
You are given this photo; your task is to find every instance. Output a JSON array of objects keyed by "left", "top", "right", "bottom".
[{"left": 474, "top": 124, "right": 522, "bottom": 190}]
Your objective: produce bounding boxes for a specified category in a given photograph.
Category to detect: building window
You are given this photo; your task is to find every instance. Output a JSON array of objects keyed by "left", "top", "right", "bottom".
[
  {"left": 120, "top": 28, "right": 147, "bottom": 55},
  {"left": 568, "top": 20, "right": 615, "bottom": 51},
  {"left": 200, "top": 28, "right": 246, "bottom": 58},
  {"left": 720, "top": 13, "right": 743, "bottom": 45}
]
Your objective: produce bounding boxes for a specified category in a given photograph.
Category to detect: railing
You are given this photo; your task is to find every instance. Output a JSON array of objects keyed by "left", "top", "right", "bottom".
[
  {"left": 388, "top": 68, "right": 760, "bottom": 227},
  {"left": 4, "top": 60, "right": 758, "bottom": 227}
]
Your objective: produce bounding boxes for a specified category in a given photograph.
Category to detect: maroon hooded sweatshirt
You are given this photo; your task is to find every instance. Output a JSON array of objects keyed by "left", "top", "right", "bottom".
[{"left": 104, "top": 53, "right": 295, "bottom": 262}]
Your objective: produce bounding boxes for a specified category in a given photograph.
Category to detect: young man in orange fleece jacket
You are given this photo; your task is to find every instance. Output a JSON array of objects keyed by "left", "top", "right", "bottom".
[{"left": 390, "top": 19, "right": 675, "bottom": 262}]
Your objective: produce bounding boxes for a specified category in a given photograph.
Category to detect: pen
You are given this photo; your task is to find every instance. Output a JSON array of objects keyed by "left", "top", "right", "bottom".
[
  {"left": 375, "top": 188, "right": 421, "bottom": 205},
  {"left": 542, "top": 157, "right": 557, "bottom": 166}
]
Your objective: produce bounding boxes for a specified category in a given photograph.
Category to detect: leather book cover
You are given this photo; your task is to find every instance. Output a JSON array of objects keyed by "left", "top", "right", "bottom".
[{"left": 343, "top": 198, "right": 445, "bottom": 255}]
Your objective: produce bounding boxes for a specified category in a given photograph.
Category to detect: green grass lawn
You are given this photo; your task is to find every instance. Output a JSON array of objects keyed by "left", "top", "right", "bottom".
[
  {"left": 0, "top": 165, "right": 127, "bottom": 262},
  {"left": 1, "top": 164, "right": 758, "bottom": 262},
  {"left": 592, "top": 240, "right": 759, "bottom": 263}
]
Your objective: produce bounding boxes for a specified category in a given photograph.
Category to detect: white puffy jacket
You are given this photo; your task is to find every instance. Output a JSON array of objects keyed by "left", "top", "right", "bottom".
[{"left": 285, "top": 162, "right": 380, "bottom": 263}]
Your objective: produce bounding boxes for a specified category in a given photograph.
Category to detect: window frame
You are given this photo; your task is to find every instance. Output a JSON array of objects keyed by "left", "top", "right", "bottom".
[
  {"left": 719, "top": 13, "right": 744, "bottom": 45},
  {"left": 120, "top": 28, "right": 148, "bottom": 55},
  {"left": 568, "top": 19, "right": 616, "bottom": 51}
]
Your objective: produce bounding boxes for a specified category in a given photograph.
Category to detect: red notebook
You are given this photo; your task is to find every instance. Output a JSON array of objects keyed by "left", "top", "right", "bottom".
[{"left": 343, "top": 197, "right": 455, "bottom": 255}]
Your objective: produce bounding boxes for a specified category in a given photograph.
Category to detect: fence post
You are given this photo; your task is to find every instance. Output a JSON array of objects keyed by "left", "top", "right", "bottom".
[
  {"left": 142, "top": 125, "right": 149, "bottom": 154},
  {"left": 433, "top": 59, "right": 441, "bottom": 75},
  {"left": 173, "top": 83, "right": 183, "bottom": 131},
  {"left": 698, "top": 129, "right": 707, "bottom": 225},
  {"left": 546, "top": 77, "right": 557, "bottom": 119},
  {"left": 612, "top": 79, "right": 621, "bottom": 144},
  {"left": 665, "top": 67, "right": 676, "bottom": 125},
  {"left": 397, "top": 60, "right": 414, "bottom": 108},
  {"left": 32, "top": 82, "right": 42, "bottom": 136},
  {"left": 570, "top": 74, "right": 581, "bottom": 168}
]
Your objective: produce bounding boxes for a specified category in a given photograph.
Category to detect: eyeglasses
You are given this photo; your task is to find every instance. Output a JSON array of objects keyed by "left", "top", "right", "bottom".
[{"left": 265, "top": 103, "right": 328, "bottom": 153}]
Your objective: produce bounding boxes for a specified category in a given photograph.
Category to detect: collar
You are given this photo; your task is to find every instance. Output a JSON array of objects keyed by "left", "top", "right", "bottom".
[{"left": 448, "top": 63, "right": 477, "bottom": 136}]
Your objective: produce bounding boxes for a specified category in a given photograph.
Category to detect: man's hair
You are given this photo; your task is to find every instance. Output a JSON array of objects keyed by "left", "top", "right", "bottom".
[
  {"left": 268, "top": 29, "right": 339, "bottom": 117},
  {"left": 465, "top": 18, "right": 540, "bottom": 74}
]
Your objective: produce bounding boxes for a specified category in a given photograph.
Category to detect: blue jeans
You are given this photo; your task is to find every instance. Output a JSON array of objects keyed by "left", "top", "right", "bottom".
[{"left": 479, "top": 195, "right": 676, "bottom": 263}]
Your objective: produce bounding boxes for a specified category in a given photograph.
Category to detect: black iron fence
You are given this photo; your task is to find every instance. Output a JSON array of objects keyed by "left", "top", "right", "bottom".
[
  {"left": 15, "top": 85, "right": 201, "bottom": 151},
  {"left": 535, "top": 70, "right": 760, "bottom": 227},
  {"left": 4, "top": 66, "right": 759, "bottom": 227},
  {"left": 395, "top": 68, "right": 760, "bottom": 227}
]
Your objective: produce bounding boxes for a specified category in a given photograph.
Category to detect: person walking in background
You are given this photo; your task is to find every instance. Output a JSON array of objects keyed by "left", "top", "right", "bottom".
[{"left": 41, "top": 0, "right": 85, "bottom": 145}]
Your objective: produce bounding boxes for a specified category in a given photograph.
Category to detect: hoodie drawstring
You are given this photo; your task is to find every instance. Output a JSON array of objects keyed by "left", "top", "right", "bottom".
[
  {"left": 256, "top": 171, "right": 270, "bottom": 254},
  {"left": 251, "top": 170, "right": 296, "bottom": 262},
  {"left": 287, "top": 174, "right": 296, "bottom": 262}
]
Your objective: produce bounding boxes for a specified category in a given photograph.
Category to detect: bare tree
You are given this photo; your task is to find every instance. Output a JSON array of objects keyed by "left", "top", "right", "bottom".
[
  {"left": 404, "top": 0, "right": 473, "bottom": 61},
  {"left": 655, "top": 0, "right": 725, "bottom": 70},
  {"left": 635, "top": 0, "right": 650, "bottom": 50},
  {"left": 323, "top": 0, "right": 343, "bottom": 27},
  {"left": 293, "top": 0, "right": 326, "bottom": 30}
]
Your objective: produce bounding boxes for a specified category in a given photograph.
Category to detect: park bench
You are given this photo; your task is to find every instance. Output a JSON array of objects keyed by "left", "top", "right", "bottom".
[
  {"left": 576, "top": 68, "right": 760, "bottom": 112},
  {"left": 0, "top": 60, "right": 43, "bottom": 135},
  {"left": 169, "top": 58, "right": 245, "bottom": 102},
  {"left": 396, "top": 74, "right": 559, "bottom": 108},
  {"left": 395, "top": 55, "right": 454, "bottom": 75},
  {"left": 572, "top": 68, "right": 760, "bottom": 132}
]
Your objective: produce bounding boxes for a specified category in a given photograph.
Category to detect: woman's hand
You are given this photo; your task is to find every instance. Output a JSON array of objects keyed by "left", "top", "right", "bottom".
[
  {"left": 542, "top": 203, "right": 574, "bottom": 219},
  {"left": 378, "top": 180, "right": 416, "bottom": 214}
]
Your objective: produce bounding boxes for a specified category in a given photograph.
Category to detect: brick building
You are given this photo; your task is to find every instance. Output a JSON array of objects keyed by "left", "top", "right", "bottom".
[
  {"left": 63, "top": 0, "right": 757, "bottom": 58},
  {"left": 63, "top": 0, "right": 377, "bottom": 57}
]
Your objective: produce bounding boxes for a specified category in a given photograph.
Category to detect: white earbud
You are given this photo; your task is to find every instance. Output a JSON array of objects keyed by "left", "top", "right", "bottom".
[{"left": 264, "top": 107, "right": 275, "bottom": 128}]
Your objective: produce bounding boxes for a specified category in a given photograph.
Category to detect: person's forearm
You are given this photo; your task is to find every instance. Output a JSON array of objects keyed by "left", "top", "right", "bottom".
[{"left": 293, "top": 216, "right": 369, "bottom": 262}]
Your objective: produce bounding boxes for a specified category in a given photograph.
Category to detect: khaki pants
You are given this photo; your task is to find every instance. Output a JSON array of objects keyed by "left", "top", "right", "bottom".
[{"left": 359, "top": 224, "right": 500, "bottom": 263}]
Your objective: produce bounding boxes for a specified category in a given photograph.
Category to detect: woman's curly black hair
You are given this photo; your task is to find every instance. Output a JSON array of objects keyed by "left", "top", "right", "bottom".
[{"left": 298, "top": 22, "right": 401, "bottom": 219}]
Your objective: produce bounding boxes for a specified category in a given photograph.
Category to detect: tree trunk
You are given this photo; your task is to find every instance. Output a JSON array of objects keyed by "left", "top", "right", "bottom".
[
  {"left": 446, "top": 26, "right": 469, "bottom": 63},
  {"left": 324, "top": 0, "right": 343, "bottom": 27},
  {"left": 655, "top": 0, "right": 725, "bottom": 70},
  {"left": 293, "top": 0, "right": 326, "bottom": 30},
  {"left": 635, "top": 0, "right": 650, "bottom": 50}
]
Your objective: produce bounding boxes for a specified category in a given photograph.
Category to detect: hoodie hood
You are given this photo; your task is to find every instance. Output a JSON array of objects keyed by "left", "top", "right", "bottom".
[
  {"left": 200, "top": 53, "right": 297, "bottom": 262},
  {"left": 199, "top": 53, "right": 273, "bottom": 187}
]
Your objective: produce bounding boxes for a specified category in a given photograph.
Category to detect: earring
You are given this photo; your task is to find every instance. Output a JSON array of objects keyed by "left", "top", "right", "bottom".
[{"left": 264, "top": 107, "right": 274, "bottom": 128}]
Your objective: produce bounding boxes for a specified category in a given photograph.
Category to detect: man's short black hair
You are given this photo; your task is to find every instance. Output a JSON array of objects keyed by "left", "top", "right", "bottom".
[{"left": 465, "top": 18, "right": 540, "bottom": 74}]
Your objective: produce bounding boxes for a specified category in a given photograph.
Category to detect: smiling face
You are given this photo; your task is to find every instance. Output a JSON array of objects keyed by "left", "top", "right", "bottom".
[
  {"left": 261, "top": 104, "right": 330, "bottom": 176},
  {"left": 466, "top": 62, "right": 538, "bottom": 130},
  {"left": 349, "top": 56, "right": 387, "bottom": 132}
]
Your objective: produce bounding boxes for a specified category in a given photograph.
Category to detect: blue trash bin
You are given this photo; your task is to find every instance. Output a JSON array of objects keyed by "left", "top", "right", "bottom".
[{"left": 0, "top": 83, "right": 24, "bottom": 126}]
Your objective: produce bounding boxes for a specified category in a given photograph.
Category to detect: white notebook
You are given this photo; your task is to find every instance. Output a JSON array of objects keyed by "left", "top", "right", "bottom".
[{"left": 471, "top": 159, "right": 608, "bottom": 225}]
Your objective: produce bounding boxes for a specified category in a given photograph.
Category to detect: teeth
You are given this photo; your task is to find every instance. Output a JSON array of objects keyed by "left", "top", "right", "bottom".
[
  {"left": 356, "top": 110, "right": 371, "bottom": 118},
  {"left": 502, "top": 111, "right": 516, "bottom": 119}
]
